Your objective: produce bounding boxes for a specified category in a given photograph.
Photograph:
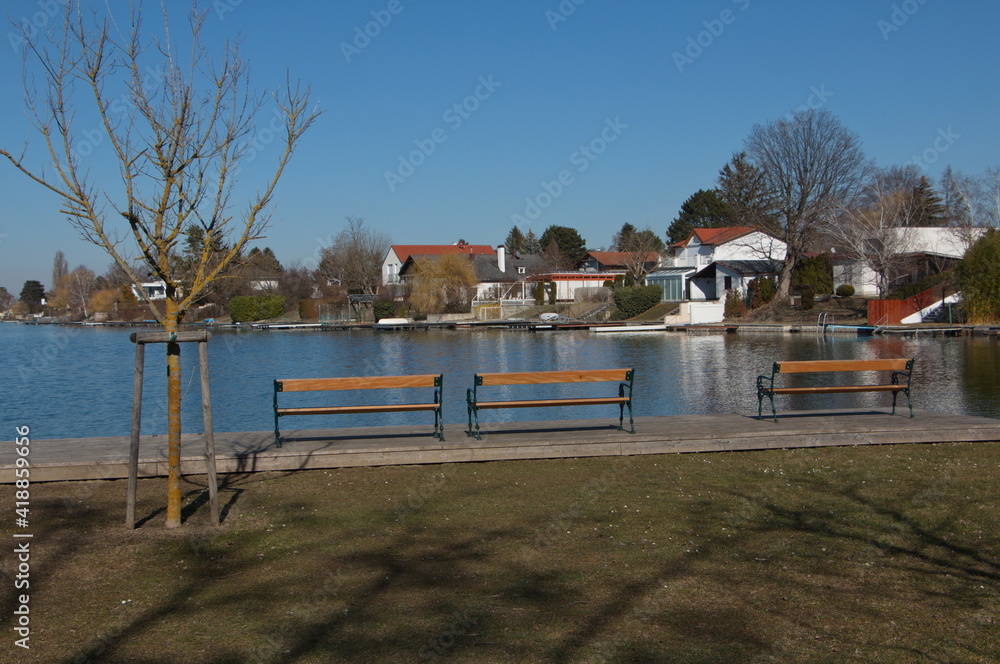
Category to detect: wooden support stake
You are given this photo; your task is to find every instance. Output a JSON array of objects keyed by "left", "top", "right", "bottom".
[
  {"left": 199, "top": 341, "right": 220, "bottom": 526},
  {"left": 127, "top": 330, "right": 220, "bottom": 528},
  {"left": 126, "top": 341, "right": 145, "bottom": 529}
]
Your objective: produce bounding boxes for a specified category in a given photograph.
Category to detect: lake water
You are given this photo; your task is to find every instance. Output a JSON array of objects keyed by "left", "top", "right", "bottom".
[{"left": 1, "top": 322, "right": 998, "bottom": 440}]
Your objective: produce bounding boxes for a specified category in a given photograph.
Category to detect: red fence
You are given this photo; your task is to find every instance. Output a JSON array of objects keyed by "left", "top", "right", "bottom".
[{"left": 867, "top": 285, "right": 947, "bottom": 325}]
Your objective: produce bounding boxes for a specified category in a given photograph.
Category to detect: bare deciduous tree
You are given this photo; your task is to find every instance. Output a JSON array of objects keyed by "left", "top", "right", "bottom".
[
  {"left": 825, "top": 175, "right": 920, "bottom": 298},
  {"left": 1, "top": 3, "right": 321, "bottom": 527},
  {"left": 66, "top": 265, "right": 97, "bottom": 318},
  {"left": 744, "top": 109, "right": 870, "bottom": 298},
  {"left": 317, "top": 217, "right": 390, "bottom": 294}
]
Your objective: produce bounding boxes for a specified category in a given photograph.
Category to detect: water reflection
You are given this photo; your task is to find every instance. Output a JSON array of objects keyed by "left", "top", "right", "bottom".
[{"left": 1, "top": 324, "right": 997, "bottom": 439}]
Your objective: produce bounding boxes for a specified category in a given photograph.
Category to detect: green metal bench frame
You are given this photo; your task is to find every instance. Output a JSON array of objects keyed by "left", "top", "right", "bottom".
[
  {"left": 466, "top": 368, "right": 636, "bottom": 440},
  {"left": 273, "top": 374, "right": 444, "bottom": 446},
  {"left": 757, "top": 358, "right": 915, "bottom": 422}
]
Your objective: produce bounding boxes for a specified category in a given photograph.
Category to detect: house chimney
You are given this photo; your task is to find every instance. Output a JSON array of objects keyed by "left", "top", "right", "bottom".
[{"left": 497, "top": 245, "right": 506, "bottom": 273}]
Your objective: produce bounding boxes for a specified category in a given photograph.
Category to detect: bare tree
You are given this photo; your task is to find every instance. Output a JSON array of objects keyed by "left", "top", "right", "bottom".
[
  {"left": 942, "top": 166, "right": 1000, "bottom": 230},
  {"left": 66, "top": 265, "right": 97, "bottom": 318},
  {"left": 744, "top": 109, "right": 870, "bottom": 298},
  {"left": 825, "top": 175, "right": 920, "bottom": 298},
  {"left": 317, "top": 217, "right": 390, "bottom": 294},
  {"left": 1, "top": 4, "right": 321, "bottom": 527},
  {"left": 612, "top": 223, "right": 664, "bottom": 281},
  {"left": 52, "top": 251, "right": 69, "bottom": 291}
]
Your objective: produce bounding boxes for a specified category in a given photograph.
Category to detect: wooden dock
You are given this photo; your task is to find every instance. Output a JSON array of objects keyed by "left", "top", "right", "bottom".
[{"left": 3, "top": 409, "right": 999, "bottom": 483}]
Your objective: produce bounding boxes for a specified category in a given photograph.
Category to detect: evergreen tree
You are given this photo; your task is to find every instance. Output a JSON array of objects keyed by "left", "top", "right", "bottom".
[
  {"left": 504, "top": 225, "right": 526, "bottom": 254},
  {"left": 667, "top": 189, "right": 732, "bottom": 243},
  {"left": 19, "top": 280, "right": 46, "bottom": 313},
  {"left": 717, "top": 152, "right": 776, "bottom": 231},
  {"left": 539, "top": 225, "right": 587, "bottom": 266},
  {"left": 911, "top": 176, "right": 947, "bottom": 226},
  {"left": 611, "top": 223, "right": 638, "bottom": 250},
  {"left": 523, "top": 230, "right": 542, "bottom": 254}
]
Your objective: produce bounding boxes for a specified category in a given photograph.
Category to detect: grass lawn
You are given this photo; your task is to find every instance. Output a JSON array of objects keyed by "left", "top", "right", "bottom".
[{"left": 3, "top": 442, "right": 998, "bottom": 663}]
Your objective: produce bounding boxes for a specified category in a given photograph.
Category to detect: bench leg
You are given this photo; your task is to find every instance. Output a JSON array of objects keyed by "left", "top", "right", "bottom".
[
  {"left": 467, "top": 403, "right": 482, "bottom": 440},
  {"left": 274, "top": 413, "right": 282, "bottom": 448},
  {"left": 892, "top": 389, "right": 914, "bottom": 418},
  {"left": 434, "top": 405, "right": 445, "bottom": 442},
  {"left": 757, "top": 391, "right": 777, "bottom": 422}
]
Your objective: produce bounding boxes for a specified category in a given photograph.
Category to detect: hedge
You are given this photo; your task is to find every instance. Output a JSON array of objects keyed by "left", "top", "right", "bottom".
[
  {"left": 610, "top": 285, "right": 662, "bottom": 320},
  {"left": 228, "top": 295, "right": 285, "bottom": 323}
]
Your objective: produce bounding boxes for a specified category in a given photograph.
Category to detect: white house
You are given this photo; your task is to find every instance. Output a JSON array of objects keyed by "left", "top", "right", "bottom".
[
  {"left": 382, "top": 242, "right": 495, "bottom": 285},
  {"left": 132, "top": 281, "right": 167, "bottom": 301},
  {"left": 832, "top": 226, "right": 983, "bottom": 296},
  {"left": 646, "top": 227, "right": 786, "bottom": 301}
]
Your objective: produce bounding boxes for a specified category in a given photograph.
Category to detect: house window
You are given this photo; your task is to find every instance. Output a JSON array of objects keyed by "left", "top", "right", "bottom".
[
  {"left": 517, "top": 267, "right": 526, "bottom": 275},
  {"left": 724, "top": 276, "right": 732, "bottom": 291}
]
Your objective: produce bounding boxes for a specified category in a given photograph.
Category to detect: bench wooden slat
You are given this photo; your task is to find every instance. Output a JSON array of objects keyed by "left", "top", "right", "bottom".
[
  {"left": 770, "top": 385, "right": 905, "bottom": 395},
  {"left": 474, "top": 397, "right": 631, "bottom": 410},
  {"left": 277, "top": 403, "right": 441, "bottom": 416},
  {"left": 757, "top": 357, "right": 914, "bottom": 421},
  {"left": 274, "top": 373, "right": 444, "bottom": 445},
  {"left": 467, "top": 368, "right": 635, "bottom": 439},
  {"left": 277, "top": 375, "right": 441, "bottom": 392},
  {"left": 775, "top": 359, "right": 911, "bottom": 374},
  {"left": 476, "top": 369, "right": 631, "bottom": 386}
]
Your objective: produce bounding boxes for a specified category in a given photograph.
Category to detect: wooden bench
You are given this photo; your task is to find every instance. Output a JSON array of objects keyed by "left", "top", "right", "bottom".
[
  {"left": 756, "top": 358, "right": 915, "bottom": 422},
  {"left": 273, "top": 374, "right": 444, "bottom": 446},
  {"left": 466, "top": 369, "right": 635, "bottom": 440}
]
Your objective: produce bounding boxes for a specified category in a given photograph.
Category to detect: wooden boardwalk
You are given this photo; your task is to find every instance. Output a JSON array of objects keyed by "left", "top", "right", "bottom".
[{"left": 3, "top": 409, "right": 999, "bottom": 483}]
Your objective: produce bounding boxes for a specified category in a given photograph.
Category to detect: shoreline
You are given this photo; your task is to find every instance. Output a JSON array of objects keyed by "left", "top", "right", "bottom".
[{"left": 6, "top": 317, "right": 998, "bottom": 337}]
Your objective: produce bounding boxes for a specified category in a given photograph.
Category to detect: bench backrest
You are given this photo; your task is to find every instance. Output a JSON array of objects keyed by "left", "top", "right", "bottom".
[
  {"left": 474, "top": 369, "right": 633, "bottom": 387},
  {"left": 276, "top": 374, "right": 442, "bottom": 392},
  {"left": 774, "top": 358, "right": 913, "bottom": 374}
]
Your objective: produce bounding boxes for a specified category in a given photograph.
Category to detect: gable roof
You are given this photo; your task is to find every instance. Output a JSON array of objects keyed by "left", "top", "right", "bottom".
[
  {"left": 693, "top": 260, "right": 782, "bottom": 279},
  {"left": 388, "top": 244, "right": 495, "bottom": 264},
  {"left": 472, "top": 253, "right": 548, "bottom": 282},
  {"left": 672, "top": 226, "right": 756, "bottom": 249},
  {"left": 582, "top": 251, "right": 660, "bottom": 267}
]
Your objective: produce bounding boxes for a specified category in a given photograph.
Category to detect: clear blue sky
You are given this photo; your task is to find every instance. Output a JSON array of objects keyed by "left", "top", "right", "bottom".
[{"left": 2, "top": 0, "right": 998, "bottom": 293}]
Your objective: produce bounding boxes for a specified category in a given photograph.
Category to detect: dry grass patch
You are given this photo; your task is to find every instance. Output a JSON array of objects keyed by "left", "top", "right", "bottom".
[{"left": 2, "top": 442, "right": 998, "bottom": 663}]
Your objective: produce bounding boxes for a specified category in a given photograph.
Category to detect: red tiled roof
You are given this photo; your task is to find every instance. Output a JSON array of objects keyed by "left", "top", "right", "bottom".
[
  {"left": 672, "top": 227, "right": 755, "bottom": 248},
  {"left": 390, "top": 244, "right": 495, "bottom": 263}
]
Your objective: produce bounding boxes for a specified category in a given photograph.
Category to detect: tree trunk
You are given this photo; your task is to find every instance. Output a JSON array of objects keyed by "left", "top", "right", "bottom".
[
  {"left": 776, "top": 251, "right": 798, "bottom": 300},
  {"left": 164, "top": 299, "right": 183, "bottom": 528}
]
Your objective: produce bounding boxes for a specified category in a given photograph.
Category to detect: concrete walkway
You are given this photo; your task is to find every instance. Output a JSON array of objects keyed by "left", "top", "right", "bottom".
[{"left": 3, "top": 409, "right": 999, "bottom": 483}]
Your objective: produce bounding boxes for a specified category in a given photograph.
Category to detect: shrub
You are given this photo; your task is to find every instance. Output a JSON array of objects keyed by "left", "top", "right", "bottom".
[
  {"left": 724, "top": 290, "right": 747, "bottom": 318},
  {"left": 799, "top": 286, "right": 815, "bottom": 310},
  {"left": 610, "top": 285, "right": 662, "bottom": 320},
  {"left": 747, "top": 276, "right": 776, "bottom": 309},
  {"left": 548, "top": 282, "right": 557, "bottom": 306},
  {"left": 792, "top": 254, "right": 833, "bottom": 294},
  {"left": 373, "top": 299, "right": 395, "bottom": 322},
  {"left": 228, "top": 295, "right": 285, "bottom": 322},
  {"left": 956, "top": 229, "right": 1000, "bottom": 323},
  {"left": 534, "top": 282, "right": 545, "bottom": 305},
  {"left": 835, "top": 284, "right": 855, "bottom": 298}
]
